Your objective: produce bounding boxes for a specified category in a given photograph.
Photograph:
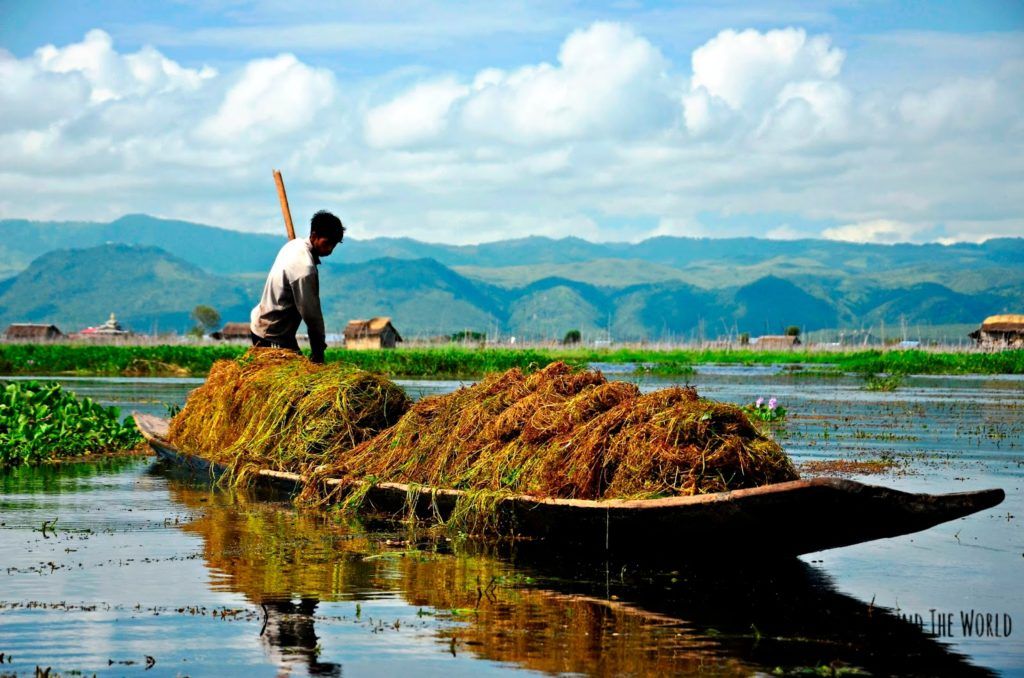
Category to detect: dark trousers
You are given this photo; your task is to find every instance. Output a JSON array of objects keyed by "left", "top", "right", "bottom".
[{"left": 250, "top": 331, "right": 300, "bottom": 352}]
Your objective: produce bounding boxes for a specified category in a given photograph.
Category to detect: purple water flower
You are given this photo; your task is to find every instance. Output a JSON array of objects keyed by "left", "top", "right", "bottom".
[
  {"left": 755, "top": 397, "right": 764, "bottom": 408},
  {"left": 768, "top": 397, "right": 778, "bottom": 411}
]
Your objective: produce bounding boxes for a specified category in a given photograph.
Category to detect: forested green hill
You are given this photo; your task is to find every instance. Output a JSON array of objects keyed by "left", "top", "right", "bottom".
[{"left": 0, "top": 215, "right": 1019, "bottom": 339}]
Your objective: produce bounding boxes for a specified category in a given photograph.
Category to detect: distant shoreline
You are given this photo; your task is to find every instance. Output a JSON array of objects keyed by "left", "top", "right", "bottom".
[{"left": 1, "top": 343, "right": 1021, "bottom": 378}]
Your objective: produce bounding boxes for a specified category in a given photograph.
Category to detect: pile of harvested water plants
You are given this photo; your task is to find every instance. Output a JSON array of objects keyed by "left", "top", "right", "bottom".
[
  {"left": 303, "top": 361, "right": 798, "bottom": 505},
  {"left": 168, "top": 349, "right": 412, "bottom": 483},
  {"left": 170, "top": 353, "right": 797, "bottom": 515}
]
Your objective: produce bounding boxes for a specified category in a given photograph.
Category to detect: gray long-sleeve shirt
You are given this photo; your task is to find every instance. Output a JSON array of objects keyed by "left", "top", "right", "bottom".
[{"left": 250, "top": 237, "right": 326, "bottom": 361}]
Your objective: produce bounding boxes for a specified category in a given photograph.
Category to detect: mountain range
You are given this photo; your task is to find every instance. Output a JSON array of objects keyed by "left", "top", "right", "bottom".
[{"left": 0, "top": 214, "right": 1020, "bottom": 340}]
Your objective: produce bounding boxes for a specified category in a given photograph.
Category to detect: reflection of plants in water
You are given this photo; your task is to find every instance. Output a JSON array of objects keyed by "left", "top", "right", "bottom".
[
  {"left": 0, "top": 456, "right": 145, "bottom": 495},
  {"left": 394, "top": 555, "right": 749, "bottom": 676},
  {"left": 174, "top": 486, "right": 376, "bottom": 600},
  {"left": 168, "top": 483, "right": 751, "bottom": 675},
  {"left": 772, "top": 666, "right": 870, "bottom": 676},
  {"left": 166, "top": 482, "right": 986, "bottom": 678}
]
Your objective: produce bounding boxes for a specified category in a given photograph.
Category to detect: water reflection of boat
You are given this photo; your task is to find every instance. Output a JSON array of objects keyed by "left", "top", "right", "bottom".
[
  {"left": 160, "top": 476, "right": 996, "bottom": 677},
  {"left": 135, "top": 413, "right": 1003, "bottom": 558}
]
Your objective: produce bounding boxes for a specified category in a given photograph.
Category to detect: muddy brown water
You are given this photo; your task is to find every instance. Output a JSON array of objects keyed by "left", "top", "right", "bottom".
[{"left": 0, "top": 368, "right": 1020, "bottom": 676}]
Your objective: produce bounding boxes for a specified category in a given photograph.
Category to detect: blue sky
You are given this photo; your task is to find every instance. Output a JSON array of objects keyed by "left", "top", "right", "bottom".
[{"left": 1, "top": 0, "right": 1022, "bottom": 243}]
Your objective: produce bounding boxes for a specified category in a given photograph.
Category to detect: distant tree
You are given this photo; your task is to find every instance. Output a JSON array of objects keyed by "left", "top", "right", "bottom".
[
  {"left": 739, "top": 332, "right": 750, "bottom": 346},
  {"left": 562, "top": 329, "right": 582, "bottom": 345},
  {"left": 191, "top": 305, "right": 221, "bottom": 335},
  {"left": 785, "top": 325, "right": 801, "bottom": 337}
]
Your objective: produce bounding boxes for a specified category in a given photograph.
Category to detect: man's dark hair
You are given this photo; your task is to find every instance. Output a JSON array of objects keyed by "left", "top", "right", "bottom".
[{"left": 310, "top": 210, "right": 345, "bottom": 242}]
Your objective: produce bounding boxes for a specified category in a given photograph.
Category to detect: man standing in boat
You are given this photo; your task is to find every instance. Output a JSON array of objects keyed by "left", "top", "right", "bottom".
[{"left": 249, "top": 210, "right": 345, "bottom": 364}]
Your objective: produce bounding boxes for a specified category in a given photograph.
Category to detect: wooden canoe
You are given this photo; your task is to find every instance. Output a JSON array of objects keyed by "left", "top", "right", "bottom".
[{"left": 134, "top": 413, "right": 1004, "bottom": 558}]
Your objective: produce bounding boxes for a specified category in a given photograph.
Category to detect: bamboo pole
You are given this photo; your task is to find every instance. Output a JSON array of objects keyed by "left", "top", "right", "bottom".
[{"left": 272, "top": 169, "right": 296, "bottom": 240}]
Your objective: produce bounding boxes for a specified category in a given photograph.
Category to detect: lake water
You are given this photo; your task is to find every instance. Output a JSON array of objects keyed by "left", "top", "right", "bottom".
[{"left": 1, "top": 367, "right": 1021, "bottom": 676}]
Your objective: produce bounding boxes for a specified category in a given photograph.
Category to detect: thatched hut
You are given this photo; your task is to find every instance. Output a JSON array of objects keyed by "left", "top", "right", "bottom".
[
  {"left": 3, "top": 323, "right": 63, "bottom": 341},
  {"left": 344, "top": 317, "right": 402, "bottom": 350},
  {"left": 969, "top": 314, "right": 1024, "bottom": 349},
  {"left": 753, "top": 335, "right": 801, "bottom": 349},
  {"left": 215, "top": 322, "right": 252, "bottom": 341}
]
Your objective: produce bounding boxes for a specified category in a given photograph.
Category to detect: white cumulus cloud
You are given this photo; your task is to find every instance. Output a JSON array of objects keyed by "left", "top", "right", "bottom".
[
  {"left": 200, "top": 54, "right": 336, "bottom": 143},
  {"left": 0, "top": 30, "right": 214, "bottom": 133},
  {"left": 684, "top": 27, "right": 847, "bottom": 139},
  {"left": 897, "top": 74, "right": 1018, "bottom": 140},
  {"left": 756, "top": 79, "right": 852, "bottom": 144},
  {"left": 359, "top": 21, "right": 675, "bottom": 147},
  {"left": 0, "top": 24, "right": 1021, "bottom": 245},
  {"left": 0, "top": 50, "right": 90, "bottom": 131},
  {"left": 35, "top": 29, "right": 214, "bottom": 103},
  {"left": 690, "top": 28, "right": 843, "bottom": 110},
  {"left": 365, "top": 77, "right": 468, "bottom": 148},
  {"left": 460, "top": 22, "right": 673, "bottom": 143}
]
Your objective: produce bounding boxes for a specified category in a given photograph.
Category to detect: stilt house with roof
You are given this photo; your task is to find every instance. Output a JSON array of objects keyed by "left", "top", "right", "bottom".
[
  {"left": 344, "top": 317, "right": 402, "bottom": 350},
  {"left": 753, "top": 335, "right": 801, "bottom": 350},
  {"left": 969, "top": 314, "right": 1024, "bottom": 349},
  {"left": 3, "top": 323, "right": 64, "bottom": 341},
  {"left": 215, "top": 322, "right": 252, "bottom": 341}
]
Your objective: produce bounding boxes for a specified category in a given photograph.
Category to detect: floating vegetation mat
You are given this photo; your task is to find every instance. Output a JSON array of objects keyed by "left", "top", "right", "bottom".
[
  {"left": 167, "top": 349, "right": 412, "bottom": 482},
  {"left": 303, "top": 361, "right": 798, "bottom": 505},
  {"left": 1, "top": 380, "right": 142, "bottom": 465}
]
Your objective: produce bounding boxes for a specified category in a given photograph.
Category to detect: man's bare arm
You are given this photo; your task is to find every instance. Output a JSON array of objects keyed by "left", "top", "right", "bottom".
[{"left": 290, "top": 273, "right": 327, "bottom": 363}]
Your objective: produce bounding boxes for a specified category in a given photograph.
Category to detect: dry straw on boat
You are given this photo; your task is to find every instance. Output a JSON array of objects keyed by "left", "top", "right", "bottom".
[
  {"left": 170, "top": 353, "right": 797, "bottom": 517},
  {"left": 302, "top": 362, "right": 798, "bottom": 507},
  {"left": 168, "top": 349, "right": 411, "bottom": 483}
]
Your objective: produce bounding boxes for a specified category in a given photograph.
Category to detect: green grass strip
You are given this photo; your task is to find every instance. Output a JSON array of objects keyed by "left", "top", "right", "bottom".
[{"left": 0, "top": 344, "right": 1021, "bottom": 377}]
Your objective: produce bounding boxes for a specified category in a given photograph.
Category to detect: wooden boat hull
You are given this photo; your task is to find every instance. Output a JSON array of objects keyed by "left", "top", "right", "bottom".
[{"left": 134, "top": 413, "right": 1004, "bottom": 558}]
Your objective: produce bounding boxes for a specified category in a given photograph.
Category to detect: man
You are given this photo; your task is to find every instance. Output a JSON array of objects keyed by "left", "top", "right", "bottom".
[{"left": 250, "top": 210, "right": 344, "bottom": 364}]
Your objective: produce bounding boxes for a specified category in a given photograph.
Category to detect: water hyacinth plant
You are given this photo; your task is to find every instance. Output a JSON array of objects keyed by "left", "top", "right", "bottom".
[
  {"left": 0, "top": 380, "right": 142, "bottom": 465},
  {"left": 744, "top": 396, "right": 787, "bottom": 422},
  {"left": 862, "top": 372, "right": 904, "bottom": 392}
]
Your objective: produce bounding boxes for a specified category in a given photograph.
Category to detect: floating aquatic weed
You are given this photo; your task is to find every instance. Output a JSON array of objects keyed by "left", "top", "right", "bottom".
[
  {"left": 744, "top": 397, "right": 787, "bottom": 422},
  {"left": 861, "top": 372, "right": 904, "bottom": 392},
  {"left": 0, "top": 380, "right": 142, "bottom": 465}
]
